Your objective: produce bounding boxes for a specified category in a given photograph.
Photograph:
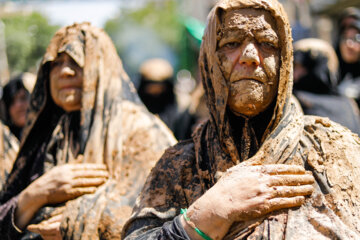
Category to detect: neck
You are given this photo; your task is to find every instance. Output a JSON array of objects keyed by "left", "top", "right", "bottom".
[{"left": 227, "top": 101, "right": 275, "bottom": 158}]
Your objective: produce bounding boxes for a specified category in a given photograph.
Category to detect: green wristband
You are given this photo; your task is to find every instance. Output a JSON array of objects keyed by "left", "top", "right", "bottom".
[{"left": 181, "top": 208, "right": 213, "bottom": 240}]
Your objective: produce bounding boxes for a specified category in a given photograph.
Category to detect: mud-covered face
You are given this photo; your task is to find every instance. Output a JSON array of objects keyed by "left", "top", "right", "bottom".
[
  {"left": 216, "top": 8, "right": 280, "bottom": 117},
  {"left": 50, "top": 52, "right": 83, "bottom": 112}
]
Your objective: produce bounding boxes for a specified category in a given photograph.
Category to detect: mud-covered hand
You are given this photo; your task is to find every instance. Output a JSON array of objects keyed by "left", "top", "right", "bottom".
[
  {"left": 28, "top": 163, "right": 109, "bottom": 204},
  {"left": 181, "top": 164, "right": 314, "bottom": 240},
  {"left": 27, "top": 213, "right": 62, "bottom": 240},
  {"left": 15, "top": 162, "right": 109, "bottom": 230}
]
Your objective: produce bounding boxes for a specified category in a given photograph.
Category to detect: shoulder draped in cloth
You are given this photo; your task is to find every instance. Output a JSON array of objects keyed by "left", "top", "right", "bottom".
[
  {"left": 123, "top": 1, "right": 360, "bottom": 239},
  {"left": 0, "top": 22, "right": 176, "bottom": 240},
  {"left": 0, "top": 121, "right": 19, "bottom": 192}
]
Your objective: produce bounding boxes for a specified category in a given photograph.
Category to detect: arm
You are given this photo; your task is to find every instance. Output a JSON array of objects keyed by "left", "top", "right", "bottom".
[
  {"left": 14, "top": 163, "right": 108, "bottom": 230},
  {"left": 59, "top": 102, "right": 177, "bottom": 240},
  {"left": 179, "top": 164, "right": 314, "bottom": 240},
  {"left": 124, "top": 163, "right": 314, "bottom": 240}
]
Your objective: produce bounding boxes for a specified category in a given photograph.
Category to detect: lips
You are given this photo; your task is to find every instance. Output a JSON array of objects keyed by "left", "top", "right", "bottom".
[
  {"left": 56, "top": 77, "right": 82, "bottom": 90},
  {"left": 59, "top": 86, "right": 81, "bottom": 90},
  {"left": 57, "top": 81, "right": 82, "bottom": 90},
  {"left": 231, "top": 78, "right": 264, "bottom": 84}
]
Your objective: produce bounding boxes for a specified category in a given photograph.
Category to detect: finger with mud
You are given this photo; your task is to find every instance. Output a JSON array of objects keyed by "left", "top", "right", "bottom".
[
  {"left": 66, "top": 186, "right": 98, "bottom": 198},
  {"left": 260, "top": 164, "right": 306, "bottom": 175},
  {"left": 268, "top": 174, "right": 314, "bottom": 186},
  {"left": 73, "top": 170, "right": 109, "bottom": 178},
  {"left": 270, "top": 185, "right": 314, "bottom": 198},
  {"left": 70, "top": 163, "right": 108, "bottom": 171},
  {"left": 50, "top": 207, "right": 66, "bottom": 217},
  {"left": 266, "top": 196, "right": 305, "bottom": 212},
  {"left": 27, "top": 221, "right": 60, "bottom": 235},
  {"left": 71, "top": 177, "right": 107, "bottom": 188}
]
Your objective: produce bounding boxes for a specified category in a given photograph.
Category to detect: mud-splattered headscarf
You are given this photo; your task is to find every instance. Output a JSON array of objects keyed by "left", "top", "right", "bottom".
[
  {"left": 5, "top": 23, "right": 126, "bottom": 190},
  {"left": 197, "top": 1, "right": 360, "bottom": 237},
  {"left": 198, "top": 0, "right": 297, "bottom": 165},
  {"left": 1, "top": 23, "right": 176, "bottom": 239}
]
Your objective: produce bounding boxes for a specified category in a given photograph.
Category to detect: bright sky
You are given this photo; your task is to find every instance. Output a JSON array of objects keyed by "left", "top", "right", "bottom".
[{"left": 10, "top": 0, "right": 147, "bottom": 27}]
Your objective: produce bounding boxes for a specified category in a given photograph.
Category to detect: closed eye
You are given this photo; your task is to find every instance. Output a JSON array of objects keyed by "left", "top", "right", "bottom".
[
  {"left": 51, "top": 60, "right": 62, "bottom": 68},
  {"left": 259, "top": 41, "right": 278, "bottom": 51},
  {"left": 223, "top": 42, "right": 240, "bottom": 49}
]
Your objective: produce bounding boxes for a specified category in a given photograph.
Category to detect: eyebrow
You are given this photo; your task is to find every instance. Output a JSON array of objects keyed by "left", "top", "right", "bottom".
[
  {"left": 254, "top": 29, "right": 279, "bottom": 40},
  {"left": 220, "top": 27, "right": 278, "bottom": 42}
]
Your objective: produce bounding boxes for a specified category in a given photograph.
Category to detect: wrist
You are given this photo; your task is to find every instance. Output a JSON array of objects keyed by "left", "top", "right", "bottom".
[
  {"left": 19, "top": 185, "right": 47, "bottom": 210},
  {"left": 180, "top": 213, "right": 206, "bottom": 240},
  {"left": 15, "top": 186, "right": 46, "bottom": 229},
  {"left": 183, "top": 196, "right": 233, "bottom": 240}
]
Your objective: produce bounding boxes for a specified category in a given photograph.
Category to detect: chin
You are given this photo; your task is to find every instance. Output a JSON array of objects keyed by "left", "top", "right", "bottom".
[
  {"left": 230, "top": 107, "right": 260, "bottom": 117},
  {"left": 229, "top": 101, "right": 269, "bottom": 117},
  {"left": 61, "top": 104, "right": 81, "bottom": 112}
]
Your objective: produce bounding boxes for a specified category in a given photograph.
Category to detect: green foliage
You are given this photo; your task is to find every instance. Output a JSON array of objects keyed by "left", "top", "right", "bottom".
[
  {"left": 1, "top": 12, "right": 59, "bottom": 75},
  {"left": 106, "top": 0, "right": 182, "bottom": 51},
  {"left": 129, "top": 1, "right": 182, "bottom": 50},
  {"left": 104, "top": 0, "right": 205, "bottom": 76}
]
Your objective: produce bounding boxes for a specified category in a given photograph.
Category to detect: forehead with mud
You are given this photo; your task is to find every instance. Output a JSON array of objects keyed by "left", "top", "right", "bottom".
[{"left": 218, "top": 8, "right": 279, "bottom": 48}]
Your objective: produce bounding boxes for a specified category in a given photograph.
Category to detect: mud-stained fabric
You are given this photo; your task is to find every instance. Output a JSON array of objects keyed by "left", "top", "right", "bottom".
[
  {"left": 123, "top": 0, "right": 360, "bottom": 239},
  {"left": 0, "top": 122, "right": 19, "bottom": 192},
  {"left": 0, "top": 22, "right": 176, "bottom": 240}
]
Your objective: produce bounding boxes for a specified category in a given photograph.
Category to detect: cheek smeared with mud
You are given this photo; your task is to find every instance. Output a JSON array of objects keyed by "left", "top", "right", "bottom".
[
  {"left": 218, "top": 9, "right": 280, "bottom": 117},
  {"left": 229, "top": 81, "right": 265, "bottom": 115}
]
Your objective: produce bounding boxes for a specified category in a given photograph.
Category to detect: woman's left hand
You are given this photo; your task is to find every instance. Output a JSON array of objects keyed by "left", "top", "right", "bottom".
[{"left": 27, "top": 213, "right": 62, "bottom": 240}]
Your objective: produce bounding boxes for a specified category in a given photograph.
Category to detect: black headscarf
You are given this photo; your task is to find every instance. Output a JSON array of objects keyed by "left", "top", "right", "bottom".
[
  {"left": 335, "top": 8, "right": 360, "bottom": 82},
  {"left": 1, "top": 76, "right": 30, "bottom": 140}
]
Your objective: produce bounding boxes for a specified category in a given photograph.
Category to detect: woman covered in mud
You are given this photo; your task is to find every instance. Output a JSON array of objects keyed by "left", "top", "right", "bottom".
[
  {"left": 123, "top": 0, "right": 360, "bottom": 239},
  {"left": 0, "top": 22, "right": 176, "bottom": 240}
]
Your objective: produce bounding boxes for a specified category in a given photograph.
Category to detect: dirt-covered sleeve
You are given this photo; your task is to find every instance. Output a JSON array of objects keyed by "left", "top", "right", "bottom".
[
  {"left": 60, "top": 102, "right": 178, "bottom": 240},
  {"left": 122, "top": 140, "right": 197, "bottom": 239}
]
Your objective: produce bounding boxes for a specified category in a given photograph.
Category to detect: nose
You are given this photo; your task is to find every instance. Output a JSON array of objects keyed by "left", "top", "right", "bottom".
[
  {"left": 238, "top": 42, "right": 260, "bottom": 66},
  {"left": 60, "top": 66, "right": 75, "bottom": 77}
]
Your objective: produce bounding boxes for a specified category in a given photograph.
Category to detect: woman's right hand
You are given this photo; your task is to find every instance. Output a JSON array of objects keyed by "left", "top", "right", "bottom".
[
  {"left": 15, "top": 163, "right": 109, "bottom": 230},
  {"left": 181, "top": 164, "right": 315, "bottom": 240},
  {"left": 27, "top": 163, "right": 109, "bottom": 205}
]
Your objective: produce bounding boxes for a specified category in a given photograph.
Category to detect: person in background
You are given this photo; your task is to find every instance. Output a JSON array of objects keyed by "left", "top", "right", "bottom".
[
  {"left": 335, "top": 8, "right": 360, "bottom": 105},
  {"left": 0, "top": 73, "right": 34, "bottom": 192},
  {"left": 137, "top": 58, "right": 179, "bottom": 133},
  {"left": 1, "top": 73, "right": 34, "bottom": 140},
  {"left": 0, "top": 23, "right": 176, "bottom": 240},
  {"left": 293, "top": 38, "right": 360, "bottom": 135}
]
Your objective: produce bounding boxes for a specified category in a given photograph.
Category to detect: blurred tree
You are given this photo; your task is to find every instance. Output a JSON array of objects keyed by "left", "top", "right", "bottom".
[
  {"left": 1, "top": 12, "right": 59, "bottom": 75},
  {"left": 106, "top": 0, "right": 182, "bottom": 53},
  {"left": 104, "top": 0, "right": 204, "bottom": 80}
]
